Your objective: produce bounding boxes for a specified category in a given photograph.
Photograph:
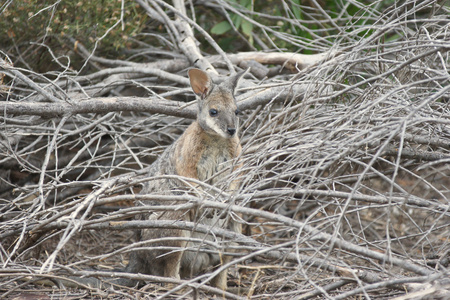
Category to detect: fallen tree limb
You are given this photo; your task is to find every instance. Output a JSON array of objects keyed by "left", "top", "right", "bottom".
[
  {"left": 225, "top": 51, "right": 336, "bottom": 71},
  {"left": 0, "top": 97, "right": 196, "bottom": 119},
  {"left": 0, "top": 83, "right": 307, "bottom": 118}
]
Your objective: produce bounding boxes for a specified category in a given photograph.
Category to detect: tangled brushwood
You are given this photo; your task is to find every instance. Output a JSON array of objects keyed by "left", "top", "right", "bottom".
[{"left": 1, "top": 0, "right": 449, "bottom": 299}]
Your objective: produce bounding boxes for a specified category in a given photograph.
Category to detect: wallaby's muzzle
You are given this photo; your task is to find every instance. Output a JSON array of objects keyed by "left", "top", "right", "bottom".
[{"left": 227, "top": 127, "right": 236, "bottom": 136}]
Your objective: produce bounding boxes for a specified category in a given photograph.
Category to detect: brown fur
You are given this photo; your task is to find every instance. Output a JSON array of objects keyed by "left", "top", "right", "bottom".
[{"left": 122, "top": 68, "right": 246, "bottom": 290}]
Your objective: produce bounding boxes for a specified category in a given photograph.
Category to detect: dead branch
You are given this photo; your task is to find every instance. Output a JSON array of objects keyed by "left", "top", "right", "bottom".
[{"left": 0, "top": 97, "right": 196, "bottom": 119}]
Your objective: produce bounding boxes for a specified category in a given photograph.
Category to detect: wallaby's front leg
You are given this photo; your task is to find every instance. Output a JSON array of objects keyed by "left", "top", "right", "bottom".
[
  {"left": 210, "top": 255, "right": 232, "bottom": 290},
  {"left": 159, "top": 220, "right": 189, "bottom": 280},
  {"left": 212, "top": 219, "right": 242, "bottom": 290},
  {"left": 163, "top": 251, "right": 184, "bottom": 279}
]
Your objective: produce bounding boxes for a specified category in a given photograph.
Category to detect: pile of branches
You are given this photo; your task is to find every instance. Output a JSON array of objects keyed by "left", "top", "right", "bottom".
[{"left": 1, "top": 0, "right": 449, "bottom": 299}]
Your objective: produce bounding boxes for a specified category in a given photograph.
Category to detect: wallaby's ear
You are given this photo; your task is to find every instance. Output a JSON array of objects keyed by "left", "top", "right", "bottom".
[
  {"left": 221, "top": 68, "right": 248, "bottom": 94},
  {"left": 188, "top": 69, "right": 213, "bottom": 100}
]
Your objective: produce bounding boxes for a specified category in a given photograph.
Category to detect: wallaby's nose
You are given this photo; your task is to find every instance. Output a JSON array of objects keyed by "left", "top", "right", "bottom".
[{"left": 227, "top": 128, "right": 236, "bottom": 136}]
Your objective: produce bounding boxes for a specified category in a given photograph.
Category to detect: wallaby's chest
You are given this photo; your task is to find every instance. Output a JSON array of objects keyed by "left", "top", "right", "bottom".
[{"left": 197, "top": 144, "right": 233, "bottom": 185}]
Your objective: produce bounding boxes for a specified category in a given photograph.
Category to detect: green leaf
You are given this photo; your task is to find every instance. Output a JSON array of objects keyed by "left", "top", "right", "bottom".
[
  {"left": 292, "top": 0, "right": 302, "bottom": 20},
  {"left": 211, "top": 21, "right": 232, "bottom": 35},
  {"left": 240, "top": 0, "right": 252, "bottom": 8},
  {"left": 241, "top": 19, "right": 253, "bottom": 37},
  {"left": 232, "top": 14, "right": 242, "bottom": 29}
]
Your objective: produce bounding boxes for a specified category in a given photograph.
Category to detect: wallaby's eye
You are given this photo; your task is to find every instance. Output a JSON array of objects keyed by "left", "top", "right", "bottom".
[
  {"left": 209, "top": 109, "right": 218, "bottom": 117},
  {"left": 235, "top": 109, "right": 240, "bottom": 116}
]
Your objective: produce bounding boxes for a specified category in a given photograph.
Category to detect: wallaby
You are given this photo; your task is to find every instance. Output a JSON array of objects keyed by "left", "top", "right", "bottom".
[
  {"left": 123, "top": 68, "right": 245, "bottom": 290},
  {"left": 49, "top": 69, "right": 245, "bottom": 291}
]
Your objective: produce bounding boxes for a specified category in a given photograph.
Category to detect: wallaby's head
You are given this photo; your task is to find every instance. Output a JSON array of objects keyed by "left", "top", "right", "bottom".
[{"left": 188, "top": 69, "right": 246, "bottom": 139}]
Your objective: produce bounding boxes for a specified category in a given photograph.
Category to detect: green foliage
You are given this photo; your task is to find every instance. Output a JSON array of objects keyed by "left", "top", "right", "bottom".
[
  {"left": 211, "top": 21, "right": 232, "bottom": 35},
  {"left": 208, "top": 0, "right": 399, "bottom": 53},
  {"left": 1, "top": 0, "right": 148, "bottom": 71},
  {"left": 209, "top": 0, "right": 254, "bottom": 50},
  {"left": 0, "top": 0, "right": 422, "bottom": 70}
]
